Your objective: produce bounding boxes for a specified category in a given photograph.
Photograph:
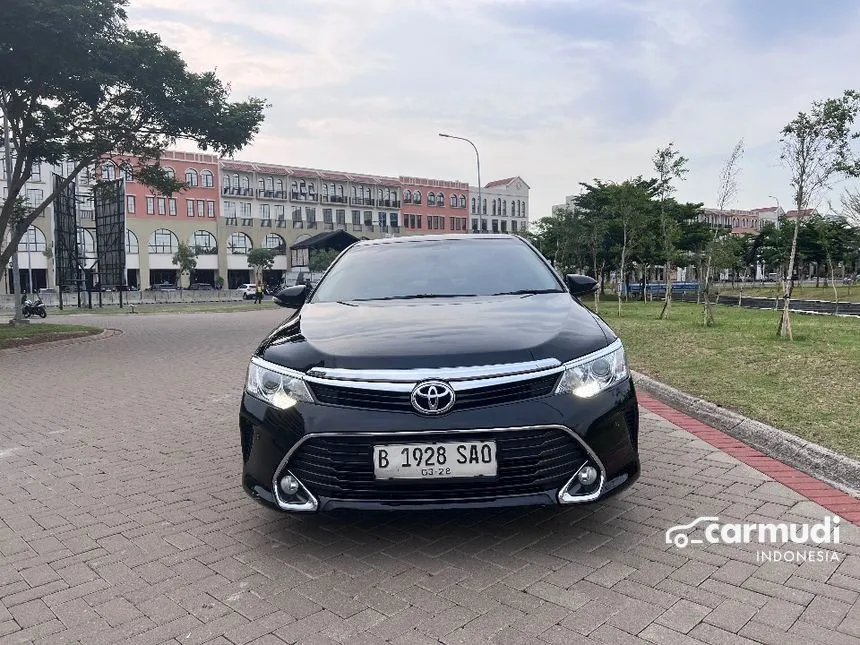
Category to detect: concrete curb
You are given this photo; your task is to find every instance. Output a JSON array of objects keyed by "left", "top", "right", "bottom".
[
  {"left": 632, "top": 370, "right": 860, "bottom": 497},
  {"left": 0, "top": 328, "right": 122, "bottom": 354}
]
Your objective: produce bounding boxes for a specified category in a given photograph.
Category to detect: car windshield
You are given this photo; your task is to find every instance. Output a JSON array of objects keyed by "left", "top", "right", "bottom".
[{"left": 310, "top": 238, "right": 564, "bottom": 303}]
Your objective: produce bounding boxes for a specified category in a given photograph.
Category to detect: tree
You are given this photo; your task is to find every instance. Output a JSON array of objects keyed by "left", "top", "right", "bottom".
[
  {"left": 308, "top": 248, "right": 340, "bottom": 274},
  {"left": 247, "top": 247, "right": 277, "bottom": 283},
  {"left": 703, "top": 139, "right": 744, "bottom": 326},
  {"left": 652, "top": 143, "right": 689, "bottom": 319},
  {"left": 0, "top": 0, "right": 268, "bottom": 286},
  {"left": 171, "top": 242, "right": 197, "bottom": 288},
  {"left": 777, "top": 90, "right": 860, "bottom": 339}
]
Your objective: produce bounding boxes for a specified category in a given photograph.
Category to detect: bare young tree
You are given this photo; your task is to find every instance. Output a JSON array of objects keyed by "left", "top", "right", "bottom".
[
  {"left": 653, "top": 143, "right": 689, "bottom": 319},
  {"left": 842, "top": 187, "right": 860, "bottom": 227},
  {"left": 777, "top": 90, "right": 860, "bottom": 339},
  {"left": 702, "top": 139, "right": 744, "bottom": 326}
]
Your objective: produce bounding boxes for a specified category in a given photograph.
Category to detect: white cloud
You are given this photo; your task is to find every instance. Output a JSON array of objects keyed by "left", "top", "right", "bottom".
[{"left": 128, "top": 0, "right": 860, "bottom": 218}]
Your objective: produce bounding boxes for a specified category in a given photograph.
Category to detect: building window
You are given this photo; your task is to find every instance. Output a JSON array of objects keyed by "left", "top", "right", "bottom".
[
  {"left": 190, "top": 230, "right": 217, "bottom": 253},
  {"left": 276, "top": 179, "right": 284, "bottom": 193},
  {"left": 186, "top": 200, "right": 195, "bottom": 217},
  {"left": 351, "top": 210, "right": 361, "bottom": 225},
  {"left": 492, "top": 200, "right": 497, "bottom": 216},
  {"left": 196, "top": 199, "right": 205, "bottom": 218},
  {"left": 101, "top": 161, "right": 116, "bottom": 181},
  {"left": 449, "top": 194, "right": 457, "bottom": 208},
  {"left": 227, "top": 232, "right": 253, "bottom": 254},
  {"left": 148, "top": 228, "right": 179, "bottom": 254},
  {"left": 30, "top": 164, "right": 42, "bottom": 181},
  {"left": 202, "top": 170, "right": 214, "bottom": 188},
  {"left": 157, "top": 197, "right": 166, "bottom": 215},
  {"left": 260, "top": 203, "right": 270, "bottom": 223},
  {"left": 404, "top": 190, "right": 412, "bottom": 203},
  {"left": 223, "top": 201, "right": 236, "bottom": 219},
  {"left": 413, "top": 190, "right": 422, "bottom": 204},
  {"left": 459, "top": 194, "right": 466, "bottom": 208},
  {"left": 482, "top": 198, "right": 487, "bottom": 214},
  {"left": 164, "top": 167, "right": 176, "bottom": 180},
  {"left": 306, "top": 207, "right": 316, "bottom": 224},
  {"left": 207, "top": 201, "right": 215, "bottom": 218},
  {"left": 223, "top": 174, "right": 232, "bottom": 188},
  {"left": 503, "top": 200, "right": 507, "bottom": 216},
  {"left": 437, "top": 192, "right": 444, "bottom": 207},
  {"left": 389, "top": 212, "right": 399, "bottom": 228},
  {"left": 501, "top": 220, "right": 508, "bottom": 233},
  {"left": 169, "top": 198, "right": 177, "bottom": 216},
  {"left": 265, "top": 176, "right": 274, "bottom": 192},
  {"left": 364, "top": 210, "right": 373, "bottom": 226},
  {"left": 240, "top": 175, "right": 250, "bottom": 189},
  {"left": 26, "top": 188, "right": 44, "bottom": 207},
  {"left": 416, "top": 215, "right": 422, "bottom": 228},
  {"left": 185, "top": 168, "right": 199, "bottom": 187},
  {"left": 17, "top": 226, "right": 47, "bottom": 252},
  {"left": 512, "top": 220, "right": 518, "bottom": 233},
  {"left": 377, "top": 212, "right": 387, "bottom": 228},
  {"left": 472, "top": 218, "right": 479, "bottom": 231},
  {"left": 126, "top": 195, "right": 136, "bottom": 214},
  {"left": 146, "top": 196, "right": 155, "bottom": 215},
  {"left": 428, "top": 192, "right": 436, "bottom": 206},
  {"left": 263, "top": 233, "right": 286, "bottom": 252},
  {"left": 126, "top": 229, "right": 139, "bottom": 254},
  {"left": 274, "top": 204, "right": 285, "bottom": 221},
  {"left": 323, "top": 208, "right": 333, "bottom": 223},
  {"left": 122, "top": 165, "right": 133, "bottom": 182},
  {"left": 336, "top": 209, "right": 346, "bottom": 224}
]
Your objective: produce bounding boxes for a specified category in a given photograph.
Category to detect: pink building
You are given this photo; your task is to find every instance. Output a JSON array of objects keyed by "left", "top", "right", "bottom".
[{"left": 399, "top": 177, "right": 469, "bottom": 235}]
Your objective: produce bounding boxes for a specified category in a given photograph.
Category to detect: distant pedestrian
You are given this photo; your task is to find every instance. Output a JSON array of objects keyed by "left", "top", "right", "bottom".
[{"left": 254, "top": 283, "right": 263, "bottom": 304}]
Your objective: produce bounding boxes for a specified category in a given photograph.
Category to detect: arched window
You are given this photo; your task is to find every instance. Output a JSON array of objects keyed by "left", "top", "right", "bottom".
[
  {"left": 101, "top": 161, "right": 116, "bottom": 181},
  {"left": 232, "top": 173, "right": 239, "bottom": 188},
  {"left": 148, "top": 228, "right": 179, "bottom": 254},
  {"left": 378, "top": 188, "right": 384, "bottom": 200},
  {"left": 437, "top": 192, "right": 445, "bottom": 207},
  {"left": 471, "top": 197, "right": 476, "bottom": 213},
  {"left": 202, "top": 170, "right": 214, "bottom": 188},
  {"left": 492, "top": 200, "right": 497, "bottom": 216},
  {"left": 503, "top": 200, "right": 507, "bottom": 216},
  {"left": 404, "top": 190, "right": 412, "bottom": 203},
  {"left": 126, "top": 229, "right": 139, "bottom": 254},
  {"left": 77, "top": 228, "right": 96, "bottom": 257},
  {"left": 222, "top": 174, "right": 232, "bottom": 188},
  {"left": 428, "top": 192, "right": 436, "bottom": 206},
  {"left": 263, "top": 233, "right": 286, "bottom": 252},
  {"left": 337, "top": 185, "right": 344, "bottom": 197},
  {"left": 308, "top": 182, "right": 316, "bottom": 197},
  {"left": 384, "top": 187, "right": 391, "bottom": 199},
  {"left": 240, "top": 175, "right": 250, "bottom": 189},
  {"left": 450, "top": 194, "right": 457, "bottom": 208},
  {"left": 18, "top": 226, "right": 47, "bottom": 252},
  {"left": 391, "top": 189, "right": 397, "bottom": 202},
  {"left": 292, "top": 181, "right": 299, "bottom": 194},
  {"left": 185, "top": 168, "right": 199, "bottom": 187},
  {"left": 266, "top": 176, "right": 275, "bottom": 191},
  {"left": 482, "top": 198, "right": 487, "bottom": 214},
  {"left": 190, "top": 230, "right": 217, "bottom": 254},
  {"left": 517, "top": 201, "right": 522, "bottom": 217},
  {"left": 323, "top": 183, "right": 329, "bottom": 198},
  {"left": 459, "top": 194, "right": 466, "bottom": 208},
  {"left": 227, "top": 232, "right": 253, "bottom": 254},
  {"left": 164, "top": 166, "right": 176, "bottom": 180},
  {"left": 352, "top": 185, "right": 358, "bottom": 198},
  {"left": 413, "top": 190, "right": 422, "bottom": 204},
  {"left": 258, "top": 177, "right": 265, "bottom": 190},
  {"left": 276, "top": 179, "right": 283, "bottom": 192}
]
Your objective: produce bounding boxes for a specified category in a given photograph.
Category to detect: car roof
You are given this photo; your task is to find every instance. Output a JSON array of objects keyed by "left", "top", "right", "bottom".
[{"left": 354, "top": 233, "right": 523, "bottom": 247}]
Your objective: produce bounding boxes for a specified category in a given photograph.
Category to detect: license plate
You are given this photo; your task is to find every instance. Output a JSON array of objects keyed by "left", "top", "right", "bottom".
[{"left": 373, "top": 440, "right": 497, "bottom": 479}]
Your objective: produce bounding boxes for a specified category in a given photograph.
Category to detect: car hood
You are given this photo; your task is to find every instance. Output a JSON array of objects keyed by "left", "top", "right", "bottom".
[{"left": 257, "top": 293, "right": 614, "bottom": 372}]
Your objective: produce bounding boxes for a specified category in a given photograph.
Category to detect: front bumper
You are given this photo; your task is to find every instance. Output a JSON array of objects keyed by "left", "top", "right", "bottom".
[{"left": 239, "top": 378, "right": 639, "bottom": 512}]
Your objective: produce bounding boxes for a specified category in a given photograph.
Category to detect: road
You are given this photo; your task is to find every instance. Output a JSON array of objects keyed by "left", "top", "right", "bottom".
[{"left": 0, "top": 309, "right": 858, "bottom": 644}]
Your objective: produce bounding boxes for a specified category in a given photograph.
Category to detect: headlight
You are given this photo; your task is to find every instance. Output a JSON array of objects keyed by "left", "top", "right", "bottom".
[
  {"left": 554, "top": 342, "right": 629, "bottom": 398},
  {"left": 246, "top": 359, "right": 313, "bottom": 409}
]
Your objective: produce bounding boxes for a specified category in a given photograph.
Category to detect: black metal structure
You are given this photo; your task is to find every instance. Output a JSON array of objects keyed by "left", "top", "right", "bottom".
[
  {"left": 93, "top": 179, "right": 126, "bottom": 289},
  {"left": 53, "top": 174, "right": 79, "bottom": 309}
]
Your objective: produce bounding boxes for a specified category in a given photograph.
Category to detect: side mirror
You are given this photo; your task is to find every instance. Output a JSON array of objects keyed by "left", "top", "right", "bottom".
[
  {"left": 565, "top": 274, "right": 599, "bottom": 297},
  {"left": 272, "top": 284, "right": 308, "bottom": 309}
]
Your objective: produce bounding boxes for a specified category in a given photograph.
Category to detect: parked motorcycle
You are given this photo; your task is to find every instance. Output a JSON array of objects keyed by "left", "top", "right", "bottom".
[{"left": 22, "top": 296, "right": 48, "bottom": 319}]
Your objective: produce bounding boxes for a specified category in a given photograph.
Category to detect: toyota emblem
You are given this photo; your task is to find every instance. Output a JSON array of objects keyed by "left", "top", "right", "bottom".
[{"left": 410, "top": 380, "right": 456, "bottom": 415}]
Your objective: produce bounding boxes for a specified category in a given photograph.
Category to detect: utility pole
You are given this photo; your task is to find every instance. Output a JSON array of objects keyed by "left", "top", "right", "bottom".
[{"left": 3, "top": 92, "right": 27, "bottom": 325}]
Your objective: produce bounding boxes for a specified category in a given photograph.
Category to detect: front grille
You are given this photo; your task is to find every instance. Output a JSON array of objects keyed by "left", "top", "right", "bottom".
[
  {"left": 286, "top": 427, "right": 584, "bottom": 501},
  {"left": 308, "top": 372, "right": 560, "bottom": 413}
]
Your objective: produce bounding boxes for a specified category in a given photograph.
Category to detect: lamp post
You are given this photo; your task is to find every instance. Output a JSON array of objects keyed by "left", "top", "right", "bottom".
[
  {"left": 3, "top": 91, "right": 27, "bottom": 324},
  {"left": 439, "top": 133, "right": 481, "bottom": 233}
]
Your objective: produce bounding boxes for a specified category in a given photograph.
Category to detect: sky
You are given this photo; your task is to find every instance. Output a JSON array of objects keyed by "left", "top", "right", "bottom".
[{"left": 127, "top": 0, "right": 860, "bottom": 221}]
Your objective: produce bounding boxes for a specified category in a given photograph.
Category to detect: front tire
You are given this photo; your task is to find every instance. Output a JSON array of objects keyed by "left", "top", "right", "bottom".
[{"left": 38, "top": 310, "right": 47, "bottom": 318}]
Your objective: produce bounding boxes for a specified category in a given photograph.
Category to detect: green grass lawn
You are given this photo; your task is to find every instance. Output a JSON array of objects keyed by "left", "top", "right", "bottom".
[
  {"left": 586, "top": 298, "right": 860, "bottom": 460},
  {"left": 0, "top": 322, "right": 103, "bottom": 348},
  {"left": 49, "top": 300, "right": 272, "bottom": 316},
  {"left": 711, "top": 284, "right": 860, "bottom": 303}
]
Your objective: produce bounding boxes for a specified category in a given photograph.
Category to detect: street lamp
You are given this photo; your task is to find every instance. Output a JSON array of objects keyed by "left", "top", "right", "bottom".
[{"left": 439, "top": 133, "right": 481, "bottom": 233}]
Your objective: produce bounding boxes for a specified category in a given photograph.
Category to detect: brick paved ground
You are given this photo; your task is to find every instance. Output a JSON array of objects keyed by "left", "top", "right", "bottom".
[{"left": 0, "top": 309, "right": 858, "bottom": 645}]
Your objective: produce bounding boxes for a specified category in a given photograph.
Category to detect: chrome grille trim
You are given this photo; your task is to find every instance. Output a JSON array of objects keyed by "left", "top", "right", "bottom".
[{"left": 306, "top": 357, "right": 562, "bottom": 383}]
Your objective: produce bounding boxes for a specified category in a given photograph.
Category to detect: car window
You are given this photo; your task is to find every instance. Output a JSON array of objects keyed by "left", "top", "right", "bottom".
[{"left": 310, "top": 238, "right": 563, "bottom": 303}]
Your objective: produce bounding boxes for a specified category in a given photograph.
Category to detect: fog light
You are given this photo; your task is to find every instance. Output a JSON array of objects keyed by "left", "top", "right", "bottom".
[
  {"left": 577, "top": 466, "right": 598, "bottom": 486},
  {"left": 279, "top": 474, "right": 299, "bottom": 496}
]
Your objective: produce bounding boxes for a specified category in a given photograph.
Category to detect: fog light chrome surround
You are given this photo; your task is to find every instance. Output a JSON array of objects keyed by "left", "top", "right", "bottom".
[
  {"left": 271, "top": 468, "right": 318, "bottom": 512},
  {"left": 558, "top": 433, "right": 607, "bottom": 505}
]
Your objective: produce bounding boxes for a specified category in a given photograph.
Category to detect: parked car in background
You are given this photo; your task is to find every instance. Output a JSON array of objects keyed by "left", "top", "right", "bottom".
[
  {"left": 150, "top": 283, "right": 178, "bottom": 292},
  {"left": 240, "top": 234, "right": 640, "bottom": 513},
  {"left": 237, "top": 283, "right": 258, "bottom": 299}
]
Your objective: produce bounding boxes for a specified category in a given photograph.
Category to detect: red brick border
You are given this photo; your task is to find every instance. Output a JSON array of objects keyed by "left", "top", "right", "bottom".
[{"left": 638, "top": 393, "right": 860, "bottom": 525}]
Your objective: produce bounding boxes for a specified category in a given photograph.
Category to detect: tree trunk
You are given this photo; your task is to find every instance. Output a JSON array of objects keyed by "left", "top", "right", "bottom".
[
  {"left": 618, "top": 229, "right": 627, "bottom": 317},
  {"left": 828, "top": 253, "right": 839, "bottom": 315},
  {"left": 738, "top": 269, "right": 748, "bottom": 307},
  {"left": 592, "top": 250, "right": 600, "bottom": 315},
  {"left": 778, "top": 218, "right": 802, "bottom": 340},
  {"left": 659, "top": 263, "right": 673, "bottom": 319}
]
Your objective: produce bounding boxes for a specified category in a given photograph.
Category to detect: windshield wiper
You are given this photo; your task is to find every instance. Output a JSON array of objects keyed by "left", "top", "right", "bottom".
[
  {"left": 489, "top": 289, "right": 564, "bottom": 296},
  {"left": 351, "top": 294, "right": 478, "bottom": 302}
]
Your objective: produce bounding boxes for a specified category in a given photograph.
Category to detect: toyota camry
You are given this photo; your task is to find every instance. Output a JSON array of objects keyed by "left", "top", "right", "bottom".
[{"left": 239, "top": 234, "right": 640, "bottom": 512}]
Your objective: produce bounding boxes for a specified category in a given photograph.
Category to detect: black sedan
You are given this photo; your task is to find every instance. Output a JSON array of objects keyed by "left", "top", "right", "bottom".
[{"left": 240, "top": 234, "right": 639, "bottom": 512}]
